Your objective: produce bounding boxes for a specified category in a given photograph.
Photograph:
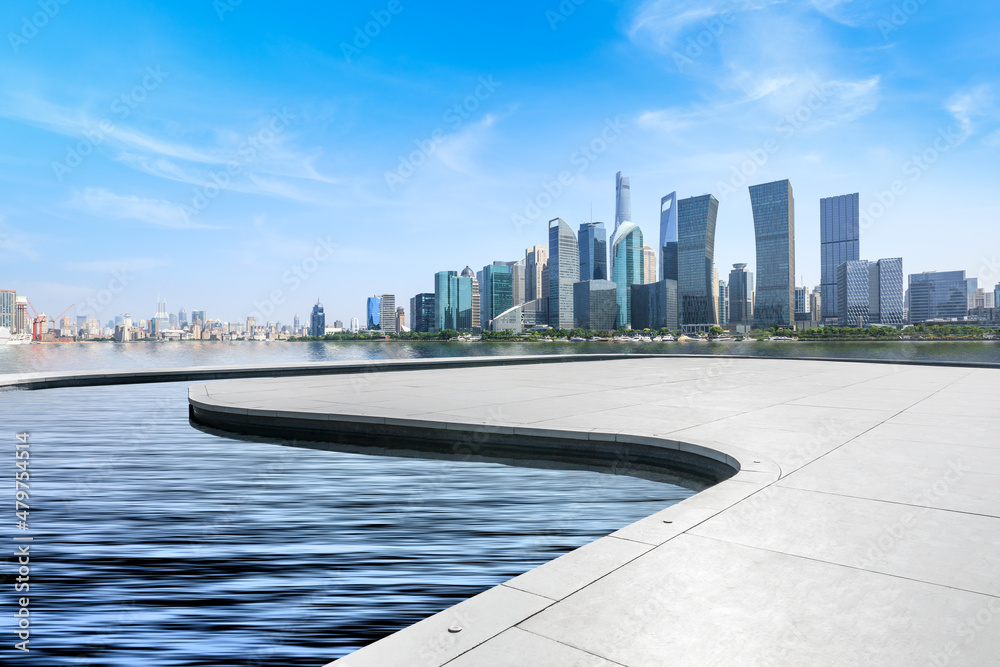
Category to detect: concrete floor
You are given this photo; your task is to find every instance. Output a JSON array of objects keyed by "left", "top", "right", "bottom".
[{"left": 187, "top": 356, "right": 1000, "bottom": 666}]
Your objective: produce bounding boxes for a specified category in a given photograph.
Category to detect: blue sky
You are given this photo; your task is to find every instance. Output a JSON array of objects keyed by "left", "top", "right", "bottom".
[{"left": 1, "top": 0, "right": 998, "bottom": 325}]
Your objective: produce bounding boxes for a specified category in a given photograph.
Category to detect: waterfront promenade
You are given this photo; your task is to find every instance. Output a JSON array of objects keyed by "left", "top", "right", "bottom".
[{"left": 187, "top": 355, "right": 1000, "bottom": 666}]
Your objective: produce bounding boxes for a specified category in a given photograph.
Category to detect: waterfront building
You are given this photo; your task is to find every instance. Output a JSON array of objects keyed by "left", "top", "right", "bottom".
[
  {"left": 972, "top": 288, "right": 992, "bottom": 309},
  {"left": 525, "top": 245, "right": 549, "bottom": 302},
  {"left": 0, "top": 290, "right": 14, "bottom": 331},
  {"left": 578, "top": 222, "right": 608, "bottom": 281},
  {"left": 489, "top": 299, "right": 548, "bottom": 334},
  {"left": 728, "top": 264, "right": 754, "bottom": 329},
  {"left": 366, "top": 296, "right": 382, "bottom": 330},
  {"left": 615, "top": 171, "right": 631, "bottom": 234},
  {"left": 309, "top": 301, "right": 325, "bottom": 336},
  {"left": 642, "top": 245, "right": 657, "bottom": 284},
  {"left": 410, "top": 293, "right": 435, "bottom": 333},
  {"left": 995, "top": 283, "right": 1000, "bottom": 309},
  {"left": 631, "top": 280, "right": 679, "bottom": 331},
  {"left": 573, "top": 280, "right": 617, "bottom": 331},
  {"left": 461, "top": 266, "right": 481, "bottom": 334},
  {"left": 395, "top": 307, "right": 405, "bottom": 333},
  {"left": 967, "top": 278, "right": 979, "bottom": 309},
  {"left": 820, "top": 193, "right": 860, "bottom": 325},
  {"left": 482, "top": 263, "right": 514, "bottom": 330},
  {"left": 293, "top": 314, "right": 300, "bottom": 332},
  {"left": 610, "top": 221, "right": 644, "bottom": 329},
  {"left": 750, "top": 179, "right": 795, "bottom": 329},
  {"left": 718, "top": 280, "right": 730, "bottom": 326},
  {"left": 548, "top": 217, "right": 580, "bottom": 329},
  {"left": 659, "top": 192, "right": 678, "bottom": 282},
  {"left": 380, "top": 295, "right": 396, "bottom": 333},
  {"left": 908, "top": 271, "right": 969, "bottom": 324},
  {"left": 506, "top": 259, "right": 526, "bottom": 306},
  {"left": 350, "top": 317, "right": 360, "bottom": 332},
  {"left": 677, "top": 194, "right": 720, "bottom": 332},
  {"left": 178, "top": 307, "right": 188, "bottom": 328},
  {"left": 15, "top": 297, "right": 28, "bottom": 335},
  {"left": 434, "top": 270, "right": 474, "bottom": 333},
  {"left": 810, "top": 287, "right": 822, "bottom": 324},
  {"left": 795, "top": 286, "right": 810, "bottom": 315},
  {"left": 191, "top": 310, "right": 206, "bottom": 325},
  {"left": 836, "top": 258, "right": 904, "bottom": 327}
]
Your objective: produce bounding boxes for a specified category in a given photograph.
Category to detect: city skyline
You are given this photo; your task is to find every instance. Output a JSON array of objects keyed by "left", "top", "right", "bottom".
[{"left": 1, "top": 2, "right": 997, "bottom": 323}]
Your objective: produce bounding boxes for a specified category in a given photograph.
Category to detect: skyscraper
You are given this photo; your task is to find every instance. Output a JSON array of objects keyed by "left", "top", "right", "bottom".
[
  {"left": 578, "top": 222, "right": 608, "bottom": 281},
  {"left": 718, "top": 280, "right": 730, "bottom": 325},
  {"left": 750, "top": 179, "right": 795, "bottom": 329},
  {"left": 631, "top": 280, "right": 679, "bottom": 331},
  {"left": 642, "top": 245, "right": 657, "bottom": 284},
  {"left": 795, "top": 286, "right": 810, "bottom": 315},
  {"left": 821, "top": 193, "right": 861, "bottom": 325},
  {"left": 908, "top": 271, "right": 968, "bottom": 323},
  {"left": 610, "top": 221, "right": 644, "bottom": 329},
  {"left": 435, "top": 271, "right": 474, "bottom": 333},
  {"left": 659, "top": 192, "right": 678, "bottom": 282},
  {"left": 615, "top": 171, "right": 631, "bottom": 234},
  {"left": 548, "top": 217, "right": 579, "bottom": 329},
  {"left": 395, "top": 306, "right": 405, "bottom": 333},
  {"left": 293, "top": 314, "right": 300, "bottom": 332},
  {"left": 482, "top": 263, "right": 514, "bottom": 328},
  {"left": 309, "top": 300, "right": 325, "bottom": 336},
  {"left": 461, "top": 266, "right": 481, "bottom": 334},
  {"left": 677, "top": 194, "right": 720, "bottom": 331},
  {"left": 995, "top": 283, "right": 1000, "bottom": 309},
  {"left": 178, "top": 307, "right": 188, "bottom": 328},
  {"left": 837, "top": 258, "right": 904, "bottom": 327},
  {"left": 525, "top": 245, "right": 548, "bottom": 302},
  {"left": 410, "top": 293, "right": 435, "bottom": 333},
  {"left": 380, "top": 295, "right": 396, "bottom": 333},
  {"left": 367, "top": 296, "right": 382, "bottom": 330},
  {"left": 729, "top": 264, "right": 754, "bottom": 328},
  {"left": 573, "top": 280, "right": 617, "bottom": 331},
  {"left": 506, "top": 259, "right": 526, "bottom": 307},
  {"left": 0, "top": 290, "right": 14, "bottom": 331}
]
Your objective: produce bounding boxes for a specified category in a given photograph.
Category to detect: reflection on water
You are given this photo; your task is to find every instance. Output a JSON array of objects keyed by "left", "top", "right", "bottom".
[
  {"left": 1, "top": 338, "right": 999, "bottom": 376},
  {"left": 0, "top": 384, "right": 691, "bottom": 666}
]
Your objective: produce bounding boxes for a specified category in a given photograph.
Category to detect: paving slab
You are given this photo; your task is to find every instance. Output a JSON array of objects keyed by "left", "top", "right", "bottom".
[{"left": 183, "top": 356, "right": 1000, "bottom": 666}]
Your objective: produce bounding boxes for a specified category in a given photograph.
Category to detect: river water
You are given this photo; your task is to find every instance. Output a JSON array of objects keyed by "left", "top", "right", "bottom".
[
  {"left": 0, "top": 343, "right": 706, "bottom": 666},
  {"left": 2, "top": 340, "right": 997, "bottom": 665}
]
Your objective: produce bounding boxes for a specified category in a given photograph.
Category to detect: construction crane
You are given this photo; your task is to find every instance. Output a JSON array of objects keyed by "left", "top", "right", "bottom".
[{"left": 23, "top": 299, "right": 75, "bottom": 341}]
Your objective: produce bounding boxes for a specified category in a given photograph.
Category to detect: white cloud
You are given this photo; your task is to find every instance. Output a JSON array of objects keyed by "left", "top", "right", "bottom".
[
  {"left": 70, "top": 188, "right": 211, "bottom": 229},
  {"left": 69, "top": 257, "right": 172, "bottom": 273},
  {"left": 947, "top": 85, "right": 993, "bottom": 143}
]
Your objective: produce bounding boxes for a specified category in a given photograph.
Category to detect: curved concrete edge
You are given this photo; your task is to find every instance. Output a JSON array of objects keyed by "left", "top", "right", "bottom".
[
  {"left": 185, "top": 363, "right": 784, "bottom": 667},
  {"left": 188, "top": 386, "right": 778, "bottom": 491},
  {"left": 5, "top": 351, "right": 1000, "bottom": 390}
]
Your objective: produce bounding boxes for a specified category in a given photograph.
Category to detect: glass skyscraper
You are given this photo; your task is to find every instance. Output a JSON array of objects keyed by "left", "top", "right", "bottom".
[
  {"left": 615, "top": 171, "right": 631, "bottom": 234},
  {"left": 573, "top": 280, "right": 617, "bottom": 331},
  {"left": 677, "top": 194, "right": 719, "bottom": 330},
  {"left": 821, "top": 193, "right": 860, "bottom": 325},
  {"left": 750, "top": 179, "right": 795, "bottom": 329},
  {"left": 578, "top": 222, "right": 608, "bottom": 281},
  {"left": 434, "top": 270, "right": 474, "bottom": 333},
  {"left": 728, "top": 263, "right": 753, "bottom": 328},
  {"left": 610, "top": 221, "right": 644, "bottom": 329},
  {"left": 410, "top": 293, "right": 435, "bottom": 333},
  {"left": 837, "top": 258, "right": 904, "bottom": 327},
  {"left": 718, "top": 280, "right": 730, "bottom": 325},
  {"left": 309, "top": 300, "right": 325, "bottom": 336},
  {"left": 548, "top": 217, "right": 579, "bottom": 329},
  {"left": 659, "top": 192, "right": 678, "bottom": 283},
  {"left": 631, "top": 280, "right": 679, "bottom": 331},
  {"left": 366, "top": 296, "right": 382, "bottom": 330},
  {"left": 908, "top": 270, "right": 968, "bottom": 323},
  {"left": 482, "top": 262, "right": 514, "bottom": 328}
]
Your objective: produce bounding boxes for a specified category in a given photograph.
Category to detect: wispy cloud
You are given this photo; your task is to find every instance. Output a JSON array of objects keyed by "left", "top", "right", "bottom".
[
  {"left": 947, "top": 85, "right": 993, "bottom": 143},
  {"left": 70, "top": 188, "right": 213, "bottom": 229},
  {"left": 69, "top": 257, "right": 172, "bottom": 272},
  {"left": 0, "top": 215, "right": 41, "bottom": 260}
]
